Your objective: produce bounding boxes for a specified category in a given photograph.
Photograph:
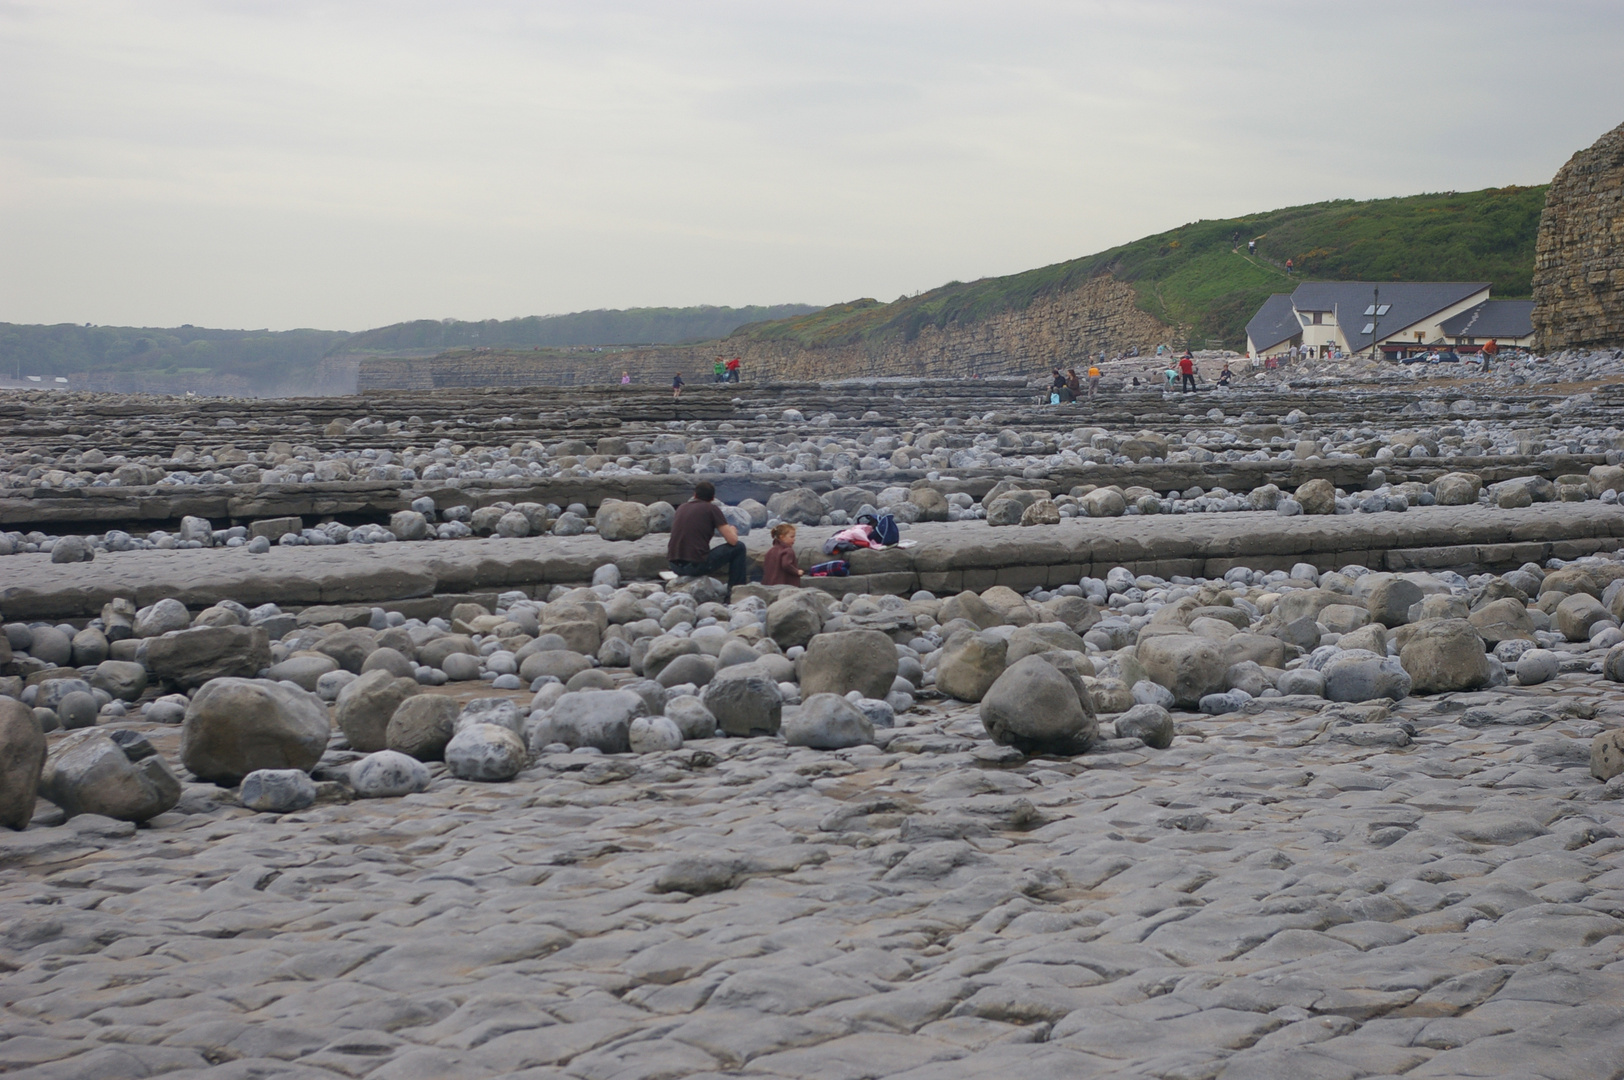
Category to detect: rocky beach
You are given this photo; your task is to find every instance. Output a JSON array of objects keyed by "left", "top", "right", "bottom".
[{"left": 2, "top": 358, "right": 1624, "bottom": 1079}]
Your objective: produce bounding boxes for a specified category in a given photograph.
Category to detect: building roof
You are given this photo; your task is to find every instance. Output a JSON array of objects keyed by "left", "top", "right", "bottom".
[
  {"left": 1245, "top": 293, "right": 1301, "bottom": 352},
  {"left": 1438, "top": 299, "right": 1535, "bottom": 340},
  {"left": 1289, "top": 281, "right": 1490, "bottom": 352}
]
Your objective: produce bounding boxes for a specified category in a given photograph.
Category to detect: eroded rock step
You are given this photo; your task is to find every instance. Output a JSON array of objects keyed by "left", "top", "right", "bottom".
[{"left": 6, "top": 503, "right": 1624, "bottom": 622}]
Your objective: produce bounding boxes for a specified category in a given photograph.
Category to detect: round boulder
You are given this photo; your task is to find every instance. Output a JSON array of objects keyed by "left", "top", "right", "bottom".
[
  {"left": 701, "top": 664, "right": 784, "bottom": 738},
  {"left": 445, "top": 724, "right": 527, "bottom": 781},
  {"left": 1323, "top": 650, "right": 1413, "bottom": 702},
  {"left": 595, "top": 500, "right": 650, "bottom": 541},
  {"left": 351, "top": 750, "right": 432, "bottom": 797},
  {"left": 1294, "top": 478, "right": 1337, "bottom": 515},
  {"left": 656, "top": 652, "right": 717, "bottom": 689},
  {"left": 1114, "top": 703, "right": 1174, "bottom": 749},
  {"left": 797, "top": 630, "right": 899, "bottom": 700},
  {"left": 386, "top": 695, "right": 460, "bottom": 761},
  {"left": 978, "top": 655, "right": 1097, "bottom": 755},
  {"left": 1515, "top": 649, "right": 1562, "bottom": 686},
  {"left": 935, "top": 631, "right": 1009, "bottom": 703},
  {"left": 664, "top": 696, "right": 718, "bottom": 740},
  {"left": 0, "top": 698, "right": 47, "bottom": 829},
  {"left": 766, "top": 592, "right": 826, "bottom": 649},
  {"left": 239, "top": 769, "right": 318, "bottom": 813},
  {"left": 181, "top": 678, "right": 331, "bottom": 784},
  {"left": 1135, "top": 634, "right": 1228, "bottom": 709},
  {"left": 520, "top": 650, "right": 593, "bottom": 684},
  {"left": 1399, "top": 619, "right": 1491, "bottom": 695},
  {"left": 537, "top": 689, "right": 643, "bottom": 753},
  {"left": 334, "top": 669, "right": 419, "bottom": 753},
  {"left": 783, "top": 693, "right": 874, "bottom": 750},
  {"left": 628, "top": 715, "right": 684, "bottom": 753}
]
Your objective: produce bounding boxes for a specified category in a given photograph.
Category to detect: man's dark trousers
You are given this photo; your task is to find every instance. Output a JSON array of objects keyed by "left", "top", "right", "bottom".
[
  {"left": 1181, "top": 373, "right": 1196, "bottom": 392},
  {"left": 671, "top": 541, "right": 748, "bottom": 588}
]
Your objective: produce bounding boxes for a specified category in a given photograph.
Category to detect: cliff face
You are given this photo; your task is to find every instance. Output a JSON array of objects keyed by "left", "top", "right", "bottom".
[
  {"left": 1533, "top": 120, "right": 1624, "bottom": 349},
  {"left": 358, "top": 274, "right": 1180, "bottom": 389}
]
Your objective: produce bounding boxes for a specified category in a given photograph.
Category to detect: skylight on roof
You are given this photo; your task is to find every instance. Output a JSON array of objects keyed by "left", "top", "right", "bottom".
[
  {"left": 1361, "top": 322, "right": 1375, "bottom": 335},
  {"left": 1362, "top": 304, "right": 1392, "bottom": 317}
]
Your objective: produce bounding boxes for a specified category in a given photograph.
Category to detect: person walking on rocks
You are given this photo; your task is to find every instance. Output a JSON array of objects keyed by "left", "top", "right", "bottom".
[
  {"left": 762, "top": 523, "right": 803, "bottom": 586},
  {"left": 713, "top": 358, "right": 727, "bottom": 383},
  {"left": 667, "top": 481, "right": 747, "bottom": 597},
  {"left": 726, "top": 357, "right": 742, "bottom": 383},
  {"left": 671, "top": 372, "right": 684, "bottom": 400},
  {"left": 1086, "top": 364, "right": 1101, "bottom": 400},
  {"left": 1179, "top": 350, "right": 1196, "bottom": 392},
  {"left": 621, "top": 371, "right": 631, "bottom": 385}
]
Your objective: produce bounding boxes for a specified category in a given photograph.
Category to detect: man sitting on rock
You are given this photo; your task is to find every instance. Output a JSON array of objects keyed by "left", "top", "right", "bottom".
[{"left": 665, "top": 481, "right": 747, "bottom": 598}]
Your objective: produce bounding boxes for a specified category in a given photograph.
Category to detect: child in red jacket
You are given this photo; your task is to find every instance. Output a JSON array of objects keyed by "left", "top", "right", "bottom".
[{"left": 762, "top": 524, "right": 803, "bottom": 586}]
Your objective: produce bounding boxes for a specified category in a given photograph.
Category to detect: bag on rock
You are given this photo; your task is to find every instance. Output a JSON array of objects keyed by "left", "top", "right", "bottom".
[{"left": 857, "top": 512, "right": 900, "bottom": 547}]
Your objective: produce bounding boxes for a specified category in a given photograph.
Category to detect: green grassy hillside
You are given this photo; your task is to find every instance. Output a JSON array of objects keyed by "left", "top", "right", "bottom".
[{"left": 734, "top": 185, "right": 1547, "bottom": 352}]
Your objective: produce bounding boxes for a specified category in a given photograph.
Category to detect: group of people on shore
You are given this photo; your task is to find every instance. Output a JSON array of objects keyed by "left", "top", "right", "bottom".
[
  {"left": 1047, "top": 365, "right": 1103, "bottom": 403},
  {"left": 1048, "top": 347, "right": 1239, "bottom": 403},
  {"left": 669, "top": 357, "right": 743, "bottom": 399}
]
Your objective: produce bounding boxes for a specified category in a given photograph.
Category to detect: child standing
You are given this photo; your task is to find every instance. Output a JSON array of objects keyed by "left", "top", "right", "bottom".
[{"left": 762, "top": 523, "right": 803, "bottom": 586}]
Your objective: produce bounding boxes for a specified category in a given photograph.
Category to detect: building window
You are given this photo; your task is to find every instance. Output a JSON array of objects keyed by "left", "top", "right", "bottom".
[{"left": 1312, "top": 312, "right": 1323, "bottom": 325}]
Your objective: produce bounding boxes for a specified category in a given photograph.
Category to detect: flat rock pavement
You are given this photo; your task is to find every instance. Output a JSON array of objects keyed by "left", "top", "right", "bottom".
[
  {"left": 3, "top": 674, "right": 1623, "bottom": 1079},
  {"left": 6, "top": 503, "right": 1624, "bottom": 621}
]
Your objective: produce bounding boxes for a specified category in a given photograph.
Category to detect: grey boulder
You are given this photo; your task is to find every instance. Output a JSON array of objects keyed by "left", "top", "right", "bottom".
[
  {"left": 239, "top": 769, "right": 318, "bottom": 813},
  {"left": 350, "top": 750, "right": 432, "bottom": 798},
  {"left": 134, "top": 598, "right": 191, "bottom": 638},
  {"left": 334, "top": 669, "right": 419, "bottom": 753},
  {"left": 766, "top": 591, "right": 825, "bottom": 649},
  {"left": 935, "top": 631, "right": 1009, "bottom": 703},
  {"left": 386, "top": 695, "right": 461, "bottom": 760},
  {"left": 628, "top": 715, "right": 684, "bottom": 753},
  {"left": 41, "top": 730, "right": 181, "bottom": 822},
  {"left": 797, "top": 630, "right": 899, "bottom": 700},
  {"left": 0, "top": 698, "right": 47, "bottom": 829},
  {"left": 1136, "top": 634, "right": 1227, "bottom": 708},
  {"left": 445, "top": 724, "right": 527, "bottom": 781},
  {"left": 537, "top": 689, "right": 642, "bottom": 753},
  {"left": 181, "top": 678, "right": 331, "bottom": 784},
  {"left": 90, "top": 660, "right": 148, "bottom": 701},
  {"left": 147, "top": 625, "right": 272, "bottom": 690},
  {"left": 664, "top": 695, "right": 719, "bottom": 740},
  {"left": 978, "top": 654, "right": 1097, "bottom": 755},
  {"left": 1114, "top": 703, "right": 1174, "bottom": 749},
  {"left": 784, "top": 693, "right": 874, "bottom": 749},
  {"left": 701, "top": 664, "right": 784, "bottom": 737},
  {"left": 1323, "top": 650, "right": 1413, "bottom": 702},
  {"left": 1399, "top": 619, "right": 1491, "bottom": 695}
]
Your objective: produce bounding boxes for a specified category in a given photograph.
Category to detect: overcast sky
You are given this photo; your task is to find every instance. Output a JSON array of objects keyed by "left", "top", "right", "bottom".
[{"left": 2, "top": 1, "right": 1620, "bottom": 331}]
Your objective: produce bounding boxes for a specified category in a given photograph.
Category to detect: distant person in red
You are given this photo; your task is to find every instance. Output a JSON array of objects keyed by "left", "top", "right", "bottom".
[
  {"left": 726, "top": 357, "right": 742, "bottom": 383},
  {"left": 1179, "top": 351, "right": 1196, "bottom": 392},
  {"left": 666, "top": 481, "right": 747, "bottom": 597},
  {"left": 762, "top": 524, "right": 803, "bottom": 586},
  {"left": 1482, "top": 338, "right": 1499, "bottom": 371},
  {"left": 1285, "top": 258, "right": 1294, "bottom": 273}
]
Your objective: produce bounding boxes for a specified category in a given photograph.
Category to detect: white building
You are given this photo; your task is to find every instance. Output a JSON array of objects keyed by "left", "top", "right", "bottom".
[{"left": 1246, "top": 282, "right": 1533, "bottom": 360}]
